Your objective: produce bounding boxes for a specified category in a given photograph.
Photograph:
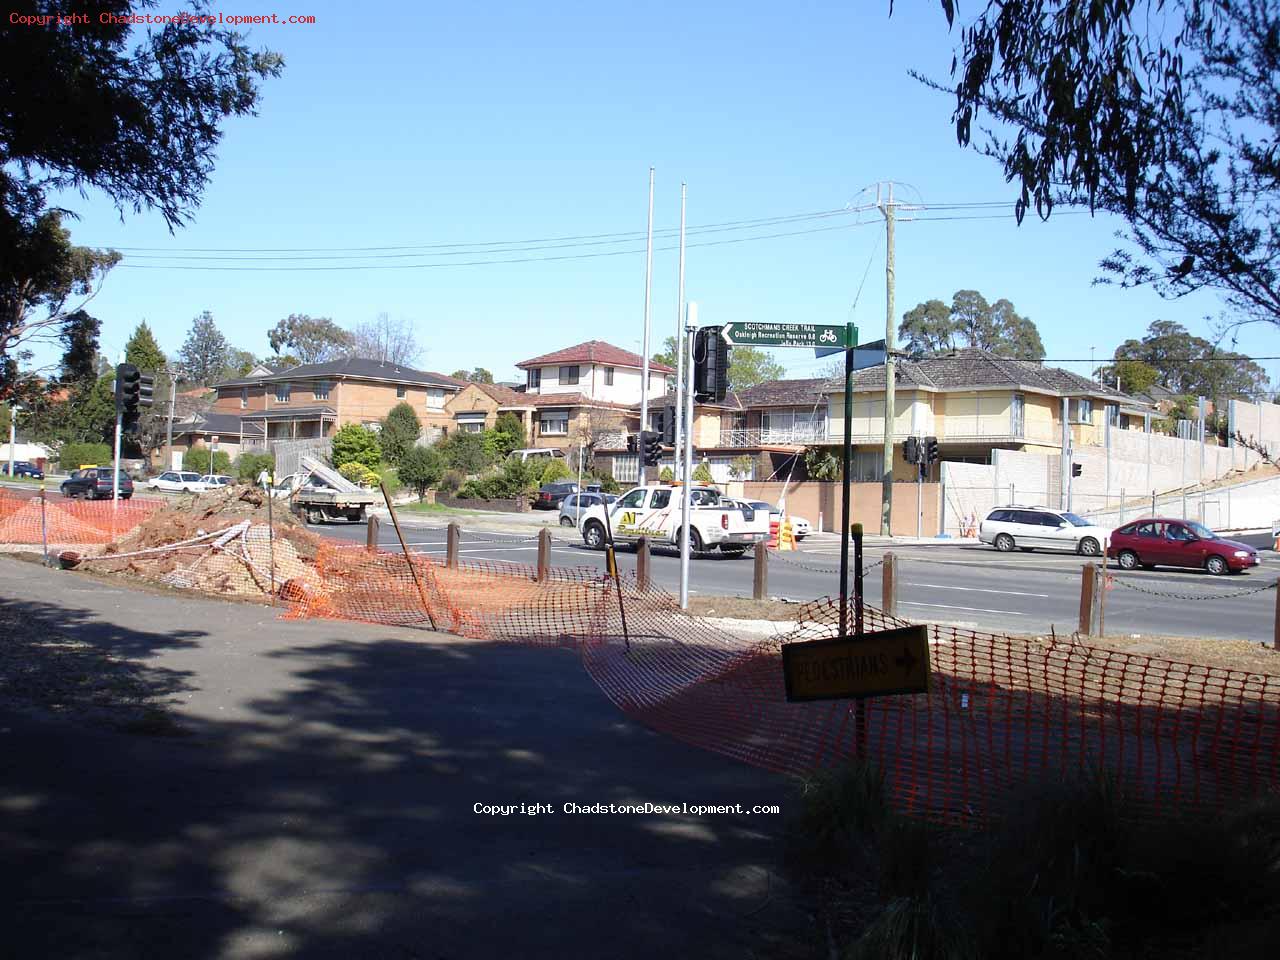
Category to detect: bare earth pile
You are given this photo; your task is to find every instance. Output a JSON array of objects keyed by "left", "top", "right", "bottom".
[{"left": 88, "top": 484, "right": 324, "bottom": 600}]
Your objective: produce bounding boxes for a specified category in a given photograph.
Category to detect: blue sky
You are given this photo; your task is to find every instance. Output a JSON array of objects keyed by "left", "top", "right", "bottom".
[{"left": 37, "top": 0, "right": 1271, "bottom": 386}]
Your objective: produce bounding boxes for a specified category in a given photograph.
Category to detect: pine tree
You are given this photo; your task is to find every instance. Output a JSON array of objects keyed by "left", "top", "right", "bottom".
[
  {"left": 177, "top": 311, "right": 229, "bottom": 385},
  {"left": 124, "top": 321, "right": 168, "bottom": 373}
]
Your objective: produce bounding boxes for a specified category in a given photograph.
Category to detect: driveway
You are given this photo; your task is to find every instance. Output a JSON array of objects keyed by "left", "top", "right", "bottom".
[{"left": 0, "top": 558, "right": 801, "bottom": 958}]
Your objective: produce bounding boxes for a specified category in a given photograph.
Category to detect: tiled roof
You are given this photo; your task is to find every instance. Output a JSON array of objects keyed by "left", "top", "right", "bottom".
[
  {"left": 472, "top": 382, "right": 531, "bottom": 406},
  {"left": 214, "top": 358, "right": 464, "bottom": 389},
  {"left": 519, "top": 392, "right": 634, "bottom": 411},
  {"left": 239, "top": 405, "right": 337, "bottom": 421},
  {"left": 734, "top": 378, "right": 833, "bottom": 407},
  {"left": 172, "top": 412, "right": 265, "bottom": 437},
  {"left": 516, "top": 340, "right": 675, "bottom": 374}
]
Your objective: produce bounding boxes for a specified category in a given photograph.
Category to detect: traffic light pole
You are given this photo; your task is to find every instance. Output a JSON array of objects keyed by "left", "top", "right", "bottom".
[
  {"left": 678, "top": 304, "right": 697, "bottom": 610},
  {"left": 112, "top": 406, "right": 123, "bottom": 506},
  {"left": 838, "top": 320, "right": 856, "bottom": 635}
]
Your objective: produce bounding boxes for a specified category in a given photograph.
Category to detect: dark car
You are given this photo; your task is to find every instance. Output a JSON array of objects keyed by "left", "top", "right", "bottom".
[
  {"left": 1, "top": 461, "right": 43, "bottom": 479},
  {"left": 1108, "top": 517, "right": 1260, "bottom": 575},
  {"left": 533, "top": 481, "right": 579, "bottom": 510},
  {"left": 60, "top": 468, "right": 134, "bottom": 501}
]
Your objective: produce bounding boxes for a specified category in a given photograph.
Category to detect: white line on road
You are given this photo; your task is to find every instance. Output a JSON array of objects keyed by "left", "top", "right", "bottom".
[
  {"left": 903, "top": 581, "right": 1050, "bottom": 598},
  {"left": 902, "top": 601, "right": 1027, "bottom": 615}
]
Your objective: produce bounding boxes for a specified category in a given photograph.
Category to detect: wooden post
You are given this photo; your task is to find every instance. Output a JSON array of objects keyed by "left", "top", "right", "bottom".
[
  {"left": 635, "top": 536, "right": 650, "bottom": 591},
  {"left": 753, "top": 543, "right": 768, "bottom": 600},
  {"left": 446, "top": 522, "right": 460, "bottom": 570},
  {"left": 1078, "top": 563, "right": 1098, "bottom": 636},
  {"left": 882, "top": 551, "right": 898, "bottom": 617},
  {"left": 537, "top": 528, "right": 552, "bottom": 582},
  {"left": 366, "top": 513, "right": 379, "bottom": 553}
]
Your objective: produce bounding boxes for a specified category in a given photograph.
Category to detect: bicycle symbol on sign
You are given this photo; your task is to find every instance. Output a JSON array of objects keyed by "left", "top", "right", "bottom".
[{"left": 818, "top": 329, "right": 838, "bottom": 343}]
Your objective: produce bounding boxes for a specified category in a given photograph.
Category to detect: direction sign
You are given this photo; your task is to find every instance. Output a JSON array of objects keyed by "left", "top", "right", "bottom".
[
  {"left": 781, "top": 625, "right": 930, "bottom": 702},
  {"left": 721, "top": 322, "right": 853, "bottom": 349}
]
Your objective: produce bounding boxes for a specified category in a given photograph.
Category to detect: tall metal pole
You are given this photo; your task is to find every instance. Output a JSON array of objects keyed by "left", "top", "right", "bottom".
[
  {"left": 879, "top": 184, "right": 896, "bottom": 536},
  {"left": 639, "top": 166, "right": 655, "bottom": 440},
  {"left": 679, "top": 303, "right": 698, "bottom": 609},
  {"left": 673, "top": 181, "right": 687, "bottom": 479},
  {"left": 6, "top": 403, "right": 16, "bottom": 480},
  {"left": 839, "top": 322, "right": 856, "bottom": 633},
  {"left": 165, "top": 374, "right": 176, "bottom": 472}
]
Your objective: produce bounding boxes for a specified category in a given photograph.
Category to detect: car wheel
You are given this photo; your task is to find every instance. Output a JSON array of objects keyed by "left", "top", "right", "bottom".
[
  {"left": 1078, "top": 537, "right": 1101, "bottom": 557},
  {"left": 559, "top": 516, "right": 575, "bottom": 527},
  {"left": 994, "top": 533, "right": 1015, "bottom": 552},
  {"left": 583, "top": 521, "right": 606, "bottom": 550},
  {"left": 306, "top": 508, "right": 324, "bottom": 525},
  {"left": 1117, "top": 550, "right": 1140, "bottom": 571},
  {"left": 1206, "top": 555, "right": 1229, "bottom": 576},
  {"left": 679, "top": 528, "right": 704, "bottom": 554}
]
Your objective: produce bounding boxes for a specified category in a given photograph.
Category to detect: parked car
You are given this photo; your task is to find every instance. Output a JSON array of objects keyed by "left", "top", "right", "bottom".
[
  {"left": 1108, "top": 518, "right": 1260, "bottom": 575},
  {"left": 558, "top": 492, "right": 618, "bottom": 526},
  {"left": 147, "top": 471, "right": 210, "bottom": 494},
  {"left": 978, "top": 505, "right": 1109, "bottom": 556},
  {"left": 1, "top": 461, "right": 44, "bottom": 479},
  {"left": 534, "top": 481, "right": 579, "bottom": 509},
  {"left": 722, "top": 498, "right": 811, "bottom": 540},
  {"left": 199, "top": 474, "right": 234, "bottom": 487},
  {"left": 60, "top": 468, "right": 133, "bottom": 500},
  {"left": 513, "top": 448, "right": 566, "bottom": 463}
]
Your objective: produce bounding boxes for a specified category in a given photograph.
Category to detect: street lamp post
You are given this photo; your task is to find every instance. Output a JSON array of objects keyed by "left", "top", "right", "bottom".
[{"left": 6, "top": 403, "right": 19, "bottom": 479}]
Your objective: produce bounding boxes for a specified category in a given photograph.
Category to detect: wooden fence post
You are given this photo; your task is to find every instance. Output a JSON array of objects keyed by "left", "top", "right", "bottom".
[
  {"left": 882, "top": 551, "right": 897, "bottom": 617},
  {"left": 635, "top": 536, "right": 650, "bottom": 591},
  {"left": 447, "top": 522, "right": 460, "bottom": 569},
  {"left": 366, "top": 513, "right": 379, "bottom": 553},
  {"left": 1079, "top": 563, "right": 1099, "bottom": 636},
  {"left": 753, "top": 544, "right": 768, "bottom": 600},
  {"left": 536, "top": 528, "right": 551, "bottom": 582}
]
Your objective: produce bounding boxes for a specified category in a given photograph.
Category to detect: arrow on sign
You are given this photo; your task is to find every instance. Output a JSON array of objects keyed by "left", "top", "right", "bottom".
[{"left": 893, "top": 645, "right": 917, "bottom": 677}]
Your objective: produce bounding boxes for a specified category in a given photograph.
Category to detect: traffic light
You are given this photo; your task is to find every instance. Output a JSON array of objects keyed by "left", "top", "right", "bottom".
[
  {"left": 116, "top": 363, "right": 141, "bottom": 435},
  {"left": 1072, "top": 463, "right": 1083, "bottom": 478},
  {"left": 640, "top": 430, "right": 662, "bottom": 466},
  {"left": 903, "top": 436, "right": 919, "bottom": 464},
  {"left": 923, "top": 436, "right": 939, "bottom": 465},
  {"left": 138, "top": 374, "right": 155, "bottom": 408},
  {"left": 662, "top": 405, "right": 676, "bottom": 445},
  {"left": 693, "top": 327, "right": 730, "bottom": 404}
]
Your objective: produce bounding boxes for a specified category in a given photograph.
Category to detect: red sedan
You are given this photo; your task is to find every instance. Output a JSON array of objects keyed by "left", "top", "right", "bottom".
[{"left": 1107, "top": 518, "right": 1261, "bottom": 575}]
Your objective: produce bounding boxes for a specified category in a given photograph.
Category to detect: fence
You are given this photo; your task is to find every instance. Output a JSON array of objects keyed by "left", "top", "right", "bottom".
[
  {"left": 4, "top": 489, "right": 1276, "bottom": 825},
  {"left": 269, "top": 438, "right": 333, "bottom": 478},
  {"left": 0, "top": 490, "right": 165, "bottom": 547}
]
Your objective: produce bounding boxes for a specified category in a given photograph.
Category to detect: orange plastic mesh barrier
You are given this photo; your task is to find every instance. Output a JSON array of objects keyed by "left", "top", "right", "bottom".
[
  {"left": 0, "top": 490, "right": 165, "bottom": 546},
  {"left": 284, "top": 543, "right": 1280, "bottom": 824}
]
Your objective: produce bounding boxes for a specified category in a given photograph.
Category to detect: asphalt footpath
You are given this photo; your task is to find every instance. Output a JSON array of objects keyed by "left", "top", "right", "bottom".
[{"left": 0, "top": 557, "right": 803, "bottom": 959}]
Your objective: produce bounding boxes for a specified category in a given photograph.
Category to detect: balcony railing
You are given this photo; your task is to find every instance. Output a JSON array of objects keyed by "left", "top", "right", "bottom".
[{"left": 717, "top": 424, "right": 829, "bottom": 447}]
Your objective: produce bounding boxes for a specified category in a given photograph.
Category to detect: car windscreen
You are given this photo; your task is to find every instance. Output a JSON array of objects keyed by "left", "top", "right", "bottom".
[
  {"left": 1061, "top": 513, "right": 1092, "bottom": 527},
  {"left": 749, "top": 501, "right": 774, "bottom": 511},
  {"left": 1186, "top": 521, "right": 1216, "bottom": 539}
]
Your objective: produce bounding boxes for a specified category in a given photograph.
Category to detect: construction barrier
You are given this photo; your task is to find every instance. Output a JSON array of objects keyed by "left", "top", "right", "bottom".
[{"left": 0, "top": 489, "right": 165, "bottom": 546}]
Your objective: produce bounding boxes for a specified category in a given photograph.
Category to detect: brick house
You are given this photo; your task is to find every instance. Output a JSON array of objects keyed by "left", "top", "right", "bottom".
[{"left": 210, "top": 358, "right": 465, "bottom": 444}]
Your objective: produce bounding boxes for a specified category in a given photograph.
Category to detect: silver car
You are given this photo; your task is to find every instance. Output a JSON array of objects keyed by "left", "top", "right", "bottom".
[{"left": 559, "top": 492, "right": 617, "bottom": 527}]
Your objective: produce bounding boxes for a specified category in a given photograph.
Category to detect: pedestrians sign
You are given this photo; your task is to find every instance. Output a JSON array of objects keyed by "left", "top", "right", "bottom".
[
  {"left": 781, "top": 625, "right": 930, "bottom": 701},
  {"left": 721, "top": 322, "right": 854, "bottom": 349}
]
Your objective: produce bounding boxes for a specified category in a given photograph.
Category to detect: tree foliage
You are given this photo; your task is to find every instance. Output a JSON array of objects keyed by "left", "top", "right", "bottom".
[
  {"left": 1104, "top": 320, "right": 1270, "bottom": 401},
  {"left": 350, "top": 313, "right": 421, "bottom": 366},
  {"left": 177, "top": 311, "right": 230, "bottom": 385},
  {"left": 651, "top": 335, "right": 680, "bottom": 370},
  {"left": 124, "top": 321, "right": 167, "bottom": 373},
  {"left": 729, "top": 346, "right": 787, "bottom": 390},
  {"left": 494, "top": 412, "right": 527, "bottom": 449},
  {"left": 268, "top": 314, "right": 351, "bottom": 364},
  {"left": 913, "top": 1, "right": 1280, "bottom": 333},
  {"left": 180, "top": 448, "right": 231, "bottom": 475},
  {"left": 436, "top": 431, "right": 492, "bottom": 474},
  {"left": 450, "top": 367, "right": 494, "bottom": 384},
  {"left": 398, "top": 445, "right": 445, "bottom": 500},
  {"left": 331, "top": 423, "right": 381, "bottom": 471},
  {"left": 899, "top": 290, "right": 1045, "bottom": 360},
  {"left": 379, "top": 401, "right": 421, "bottom": 466}
]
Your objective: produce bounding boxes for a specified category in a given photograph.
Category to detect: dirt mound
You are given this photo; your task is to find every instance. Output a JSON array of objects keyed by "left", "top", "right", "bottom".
[{"left": 102, "top": 483, "right": 321, "bottom": 561}]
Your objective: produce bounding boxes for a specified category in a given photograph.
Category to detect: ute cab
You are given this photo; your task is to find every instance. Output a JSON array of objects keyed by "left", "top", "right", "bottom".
[{"left": 576, "top": 483, "right": 770, "bottom": 557}]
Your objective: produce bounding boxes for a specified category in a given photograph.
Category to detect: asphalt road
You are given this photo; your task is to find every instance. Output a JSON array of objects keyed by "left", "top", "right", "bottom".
[{"left": 316, "top": 519, "right": 1280, "bottom": 644}]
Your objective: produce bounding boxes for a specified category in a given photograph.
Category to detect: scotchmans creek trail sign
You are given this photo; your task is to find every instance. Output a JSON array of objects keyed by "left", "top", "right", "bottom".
[{"left": 720, "top": 322, "right": 853, "bottom": 349}]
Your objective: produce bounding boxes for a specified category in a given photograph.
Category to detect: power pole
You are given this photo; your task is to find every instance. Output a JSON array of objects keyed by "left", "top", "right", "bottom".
[
  {"left": 639, "top": 166, "right": 655, "bottom": 467},
  {"left": 878, "top": 183, "right": 897, "bottom": 536},
  {"left": 164, "top": 374, "right": 176, "bottom": 471},
  {"left": 673, "top": 182, "right": 687, "bottom": 480}
]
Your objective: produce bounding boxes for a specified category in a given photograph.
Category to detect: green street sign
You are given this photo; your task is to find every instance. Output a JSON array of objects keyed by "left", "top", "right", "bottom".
[{"left": 720, "top": 322, "right": 853, "bottom": 349}]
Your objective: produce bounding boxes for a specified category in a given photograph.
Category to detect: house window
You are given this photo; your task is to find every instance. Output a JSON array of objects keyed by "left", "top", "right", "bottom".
[
  {"left": 396, "top": 385, "right": 407, "bottom": 399},
  {"left": 240, "top": 387, "right": 247, "bottom": 409},
  {"left": 275, "top": 383, "right": 291, "bottom": 403},
  {"left": 527, "top": 369, "right": 542, "bottom": 389},
  {"left": 558, "top": 365, "right": 580, "bottom": 386},
  {"left": 1069, "top": 398, "right": 1093, "bottom": 423},
  {"left": 540, "top": 412, "right": 569, "bottom": 436},
  {"left": 314, "top": 381, "right": 330, "bottom": 401},
  {"left": 460, "top": 421, "right": 484, "bottom": 434},
  {"left": 425, "top": 388, "right": 446, "bottom": 409},
  {"left": 604, "top": 366, "right": 614, "bottom": 386}
]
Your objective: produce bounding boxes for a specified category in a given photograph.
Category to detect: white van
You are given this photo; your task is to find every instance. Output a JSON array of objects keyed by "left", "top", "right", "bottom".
[{"left": 511, "top": 448, "right": 565, "bottom": 463}]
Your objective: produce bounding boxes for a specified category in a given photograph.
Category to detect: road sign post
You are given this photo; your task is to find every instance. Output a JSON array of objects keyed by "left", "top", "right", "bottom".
[{"left": 838, "top": 322, "right": 857, "bottom": 635}]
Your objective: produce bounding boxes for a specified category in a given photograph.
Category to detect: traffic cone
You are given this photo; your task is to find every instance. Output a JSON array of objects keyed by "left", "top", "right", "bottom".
[
  {"left": 779, "top": 518, "right": 797, "bottom": 551},
  {"left": 767, "top": 518, "right": 779, "bottom": 549}
]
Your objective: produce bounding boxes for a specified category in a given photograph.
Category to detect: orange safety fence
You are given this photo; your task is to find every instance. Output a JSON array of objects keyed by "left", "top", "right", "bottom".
[
  {"left": 0, "top": 489, "right": 165, "bottom": 545},
  {"left": 281, "top": 541, "right": 1280, "bottom": 825}
]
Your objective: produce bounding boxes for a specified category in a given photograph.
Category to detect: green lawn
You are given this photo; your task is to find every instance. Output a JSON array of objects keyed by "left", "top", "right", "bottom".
[{"left": 397, "top": 500, "right": 494, "bottom": 517}]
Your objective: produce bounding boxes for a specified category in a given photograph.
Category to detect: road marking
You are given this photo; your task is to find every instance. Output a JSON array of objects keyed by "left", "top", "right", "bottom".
[
  {"left": 903, "top": 581, "right": 1050, "bottom": 598},
  {"left": 902, "top": 601, "right": 1026, "bottom": 616}
]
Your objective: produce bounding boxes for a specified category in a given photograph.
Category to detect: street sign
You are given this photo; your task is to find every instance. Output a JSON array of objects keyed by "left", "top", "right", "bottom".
[
  {"left": 781, "top": 625, "right": 930, "bottom": 702},
  {"left": 721, "top": 322, "right": 854, "bottom": 349}
]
